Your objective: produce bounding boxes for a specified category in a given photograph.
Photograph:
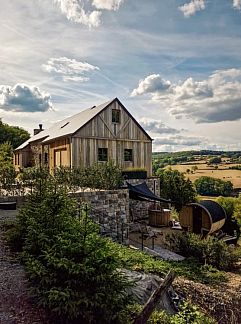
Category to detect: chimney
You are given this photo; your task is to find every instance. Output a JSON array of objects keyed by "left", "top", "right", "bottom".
[{"left": 34, "top": 124, "right": 44, "bottom": 135}]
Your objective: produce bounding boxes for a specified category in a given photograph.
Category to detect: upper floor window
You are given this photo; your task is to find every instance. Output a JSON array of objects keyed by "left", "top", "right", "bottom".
[
  {"left": 98, "top": 148, "right": 108, "bottom": 161},
  {"left": 112, "top": 109, "right": 120, "bottom": 123},
  {"left": 124, "top": 149, "right": 133, "bottom": 162}
]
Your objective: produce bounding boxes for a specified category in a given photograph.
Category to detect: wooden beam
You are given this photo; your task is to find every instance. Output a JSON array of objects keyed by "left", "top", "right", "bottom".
[
  {"left": 116, "top": 118, "right": 131, "bottom": 137},
  {"left": 98, "top": 115, "right": 116, "bottom": 138},
  {"left": 133, "top": 271, "right": 175, "bottom": 324}
]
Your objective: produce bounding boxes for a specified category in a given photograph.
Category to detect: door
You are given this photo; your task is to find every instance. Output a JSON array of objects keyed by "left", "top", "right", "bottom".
[
  {"left": 54, "top": 149, "right": 68, "bottom": 167},
  {"left": 54, "top": 150, "right": 61, "bottom": 167},
  {"left": 193, "top": 206, "right": 202, "bottom": 234}
]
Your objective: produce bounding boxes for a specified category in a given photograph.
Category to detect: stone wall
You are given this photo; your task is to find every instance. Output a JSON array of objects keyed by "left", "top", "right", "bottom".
[
  {"left": 0, "top": 189, "right": 130, "bottom": 245},
  {"left": 70, "top": 189, "right": 129, "bottom": 244},
  {"left": 0, "top": 178, "right": 161, "bottom": 241}
]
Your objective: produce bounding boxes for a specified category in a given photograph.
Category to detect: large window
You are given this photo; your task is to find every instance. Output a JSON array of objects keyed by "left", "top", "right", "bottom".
[
  {"left": 98, "top": 148, "right": 108, "bottom": 161},
  {"left": 112, "top": 109, "right": 120, "bottom": 123},
  {"left": 124, "top": 149, "right": 133, "bottom": 162}
]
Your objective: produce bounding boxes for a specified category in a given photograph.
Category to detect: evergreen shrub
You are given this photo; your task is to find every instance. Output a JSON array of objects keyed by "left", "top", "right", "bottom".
[{"left": 8, "top": 178, "right": 130, "bottom": 322}]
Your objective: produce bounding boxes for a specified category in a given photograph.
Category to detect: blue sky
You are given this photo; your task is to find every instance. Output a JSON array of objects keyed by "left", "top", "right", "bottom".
[{"left": 1, "top": 0, "right": 241, "bottom": 151}]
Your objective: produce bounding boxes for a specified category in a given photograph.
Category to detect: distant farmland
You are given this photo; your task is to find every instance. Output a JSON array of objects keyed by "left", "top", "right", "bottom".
[{"left": 165, "top": 162, "right": 241, "bottom": 189}]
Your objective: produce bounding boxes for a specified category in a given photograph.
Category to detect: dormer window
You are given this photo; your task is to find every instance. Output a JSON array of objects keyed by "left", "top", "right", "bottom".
[{"left": 112, "top": 109, "right": 120, "bottom": 123}]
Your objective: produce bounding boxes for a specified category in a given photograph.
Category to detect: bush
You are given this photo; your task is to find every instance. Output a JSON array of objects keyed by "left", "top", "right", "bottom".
[
  {"left": 119, "top": 302, "right": 215, "bottom": 324},
  {"left": 208, "top": 157, "right": 221, "bottom": 165},
  {"left": 150, "top": 302, "right": 215, "bottom": 324},
  {"left": 19, "top": 161, "right": 123, "bottom": 191},
  {"left": 158, "top": 169, "right": 196, "bottom": 211},
  {"left": 166, "top": 233, "right": 241, "bottom": 271},
  {"left": 194, "top": 176, "right": 233, "bottom": 196},
  {"left": 8, "top": 178, "right": 130, "bottom": 322}
]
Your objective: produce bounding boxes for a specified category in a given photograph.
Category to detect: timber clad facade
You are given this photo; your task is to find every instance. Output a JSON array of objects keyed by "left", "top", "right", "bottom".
[{"left": 14, "top": 98, "right": 153, "bottom": 176}]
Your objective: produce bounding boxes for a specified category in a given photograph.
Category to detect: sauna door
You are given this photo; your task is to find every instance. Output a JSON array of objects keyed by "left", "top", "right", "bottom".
[{"left": 193, "top": 206, "right": 202, "bottom": 234}]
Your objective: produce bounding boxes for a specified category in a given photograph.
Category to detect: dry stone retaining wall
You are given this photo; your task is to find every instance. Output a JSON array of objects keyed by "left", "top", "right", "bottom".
[
  {"left": 71, "top": 189, "right": 129, "bottom": 244},
  {"left": 0, "top": 189, "right": 130, "bottom": 244},
  {"left": 0, "top": 178, "right": 160, "bottom": 242}
]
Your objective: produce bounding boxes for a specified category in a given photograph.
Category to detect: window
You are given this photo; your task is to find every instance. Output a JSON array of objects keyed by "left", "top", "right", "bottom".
[
  {"left": 39, "top": 153, "right": 42, "bottom": 165},
  {"left": 98, "top": 148, "right": 108, "bottom": 161},
  {"left": 60, "top": 122, "right": 69, "bottom": 129},
  {"left": 112, "top": 109, "right": 120, "bottom": 123},
  {"left": 124, "top": 149, "right": 133, "bottom": 162},
  {"left": 44, "top": 152, "right": 48, "bottom": 164}
]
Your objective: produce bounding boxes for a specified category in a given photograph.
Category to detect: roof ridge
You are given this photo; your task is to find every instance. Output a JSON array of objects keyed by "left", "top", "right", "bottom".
[{"left": 15, "top": 98, "right": 117, "bottom": 150}]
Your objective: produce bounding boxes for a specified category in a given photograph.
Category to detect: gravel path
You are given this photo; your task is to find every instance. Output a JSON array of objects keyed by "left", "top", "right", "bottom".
[{"left": 0, "top": 212, "right": 49, "bottom": 324}]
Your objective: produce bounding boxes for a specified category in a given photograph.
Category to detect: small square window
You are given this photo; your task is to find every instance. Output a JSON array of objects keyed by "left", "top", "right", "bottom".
[
  {"left": 98, "top": 148, "right": 108, "bottom": 161},
  {"left": 112, "top": 109, "right": 120, "bottom": 123},
  {"left": 124, "top": 149, "right": 133, "bottom": 162}
]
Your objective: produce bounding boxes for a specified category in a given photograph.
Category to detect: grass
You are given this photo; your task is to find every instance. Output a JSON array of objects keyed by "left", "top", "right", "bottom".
[
  {"left": 113, "top": 242, "right": 227, "bottom": 285},
  {"left": 165, "top": 163, "right": 241, "bottom": 189}
]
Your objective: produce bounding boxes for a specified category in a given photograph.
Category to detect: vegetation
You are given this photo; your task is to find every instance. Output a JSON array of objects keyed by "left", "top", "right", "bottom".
[
  {"left": 121, "top": 302, "right": 215, "bottom": 324},
  {"left": 208, "top": 157, "right": 221, "bottom": 164},
  {"left": 152, "top": 150, "right": 241, "bottom": 175},
  {"left": 53, "top": 161, "right": 123, "bottom": 190},
  {"left": 0, "top": 120, "right": 30, "bottom": 149},
  {"left": 0, "top": 142, "right": 16, "bottom": 190},
  {"left": 7, "top": 176, "right": 130, "bottom": 323},
  {"left": 1, "top": 162, "right": 123, "bottom": 196},
  {"left": 229, "top": 164, "right": 241, "bottom": 170},
  {"left": 114, "top": 242, "right": 226, "bottom": 285},
  {"left": 216, "top": 196, "right": 241, "bottom": 220},
  {"left": 194, "top": 176, "right": 233, "bottom": 196},
  {"left": 165, "top": 232, "right": 241, "bottom": 271},
  {"left": 158, "top": 169, "right": 196, "bottom": 210}
]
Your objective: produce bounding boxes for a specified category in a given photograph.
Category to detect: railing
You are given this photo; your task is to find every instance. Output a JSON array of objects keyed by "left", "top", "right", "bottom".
[{"left": 77, "top": 203, "right": 129, "bottom": 245}]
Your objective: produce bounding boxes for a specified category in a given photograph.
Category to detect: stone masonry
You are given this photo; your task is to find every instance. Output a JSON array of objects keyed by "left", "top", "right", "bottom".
[{"left": 0, "top": 178, "right": 160, "bottom": 243}]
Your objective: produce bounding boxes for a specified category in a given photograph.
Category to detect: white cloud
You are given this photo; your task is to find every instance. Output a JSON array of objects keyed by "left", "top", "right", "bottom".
[
  {"left": 42, "top": 57, "right": 99, "bottom": 82},
  {"left": 131, "top": 74, "right": 171, "bottom": 97},
  {"left": 92, "top": 0, "right": 124, "bottom": 11},
  {"left": 179, "top": 0, "right": 206, "bottom": 17},
  {"left": 54, "top": 0, "right": 102, "bottom": 27},
  {"left": 0, "top": 84, "right": 53, "bottom": 112},
  {"left": 233, "top": 0, "right": 241, "bottom": 9},
  {"left": 139, "top": 118, "right": 181, "bottom": 135},
  {"left": 54, "top": 0, "right": 124, "bottom": 27},
  {"left": 131, "top": 68, "right": 241, "bottom": 123}
]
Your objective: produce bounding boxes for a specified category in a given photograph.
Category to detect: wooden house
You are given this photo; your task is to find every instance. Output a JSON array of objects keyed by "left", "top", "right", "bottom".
[
  {"left": 14, "top": 98, "right": 153, "bottom": 176},
  {"left": 179, "top": 200, "right": 226, "bottom": 235}
]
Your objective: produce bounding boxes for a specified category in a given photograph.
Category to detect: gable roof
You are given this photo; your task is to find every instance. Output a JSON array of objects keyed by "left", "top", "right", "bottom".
[{"left": 15, "top": 97, "right": 152, "bottom": 151}]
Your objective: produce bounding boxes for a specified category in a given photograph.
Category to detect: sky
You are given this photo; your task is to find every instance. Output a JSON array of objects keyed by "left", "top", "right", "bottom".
[{"left": 1, "top": 0, "right": 241, "bottom": 152}]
